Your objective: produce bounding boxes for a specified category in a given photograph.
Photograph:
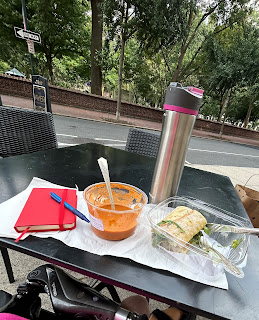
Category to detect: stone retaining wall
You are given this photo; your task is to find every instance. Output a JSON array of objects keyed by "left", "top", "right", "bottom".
[{"left": 1, "top": 74, "right": 258, "bottom": 141}]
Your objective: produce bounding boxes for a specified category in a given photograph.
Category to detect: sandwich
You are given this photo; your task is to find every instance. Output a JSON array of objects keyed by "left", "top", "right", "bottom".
[{"left": 152, "top": 206, "right": 207, "bottom": 253}]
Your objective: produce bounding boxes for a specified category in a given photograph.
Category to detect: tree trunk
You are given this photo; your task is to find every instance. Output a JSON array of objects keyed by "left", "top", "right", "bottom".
[
  {"left": 217, "top": 99, "right": 225, "bottom": 122},
  {"left": 46, "top": 54, "right": 54, "bottom": 85},
  {"left": 116, "top": 32, "right": 126, "bottom": 120},
  {"left": 161, "top": 48, "right": 173, "bottom": 78},
  {"left": 217, "top": 90, "right": 229, "bottom": 122},
  {"left": 171, "top": 10, "right": 193, "bottom": 82},
  {"left": 172, "top": 10, "right": 194, "bottom": 82},
  {"left": 90, "top": 0, "right": 103, "bottom": 96},
  {"left": 172, "top": 45, "right": 186, "bottom": 82},
  {"left": 219, "top": 87, "right": 233, "bottom": 136},
  {"left": 244, "top": 94, "right": 255, "bottom": 128}
]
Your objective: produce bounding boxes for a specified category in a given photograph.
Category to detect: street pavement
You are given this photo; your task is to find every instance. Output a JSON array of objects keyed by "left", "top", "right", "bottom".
[
  {"left": 2, "top": 94, "right": 259, "bottom": 148},
  {"left": 2, "top": 94, "right": 259, "bottom": 191},
  {"left": 1, "top": 94, "right": 259, "bottom": 318}
]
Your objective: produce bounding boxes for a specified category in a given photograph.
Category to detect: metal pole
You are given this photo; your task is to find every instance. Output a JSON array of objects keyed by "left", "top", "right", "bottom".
[{"left": 21, "top": 0, "right": 35, "bottom": 75}]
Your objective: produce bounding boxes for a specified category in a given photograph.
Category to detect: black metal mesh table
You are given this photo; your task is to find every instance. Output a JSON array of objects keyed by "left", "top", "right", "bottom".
[{"left": 0, "top": 143, "right": 258, "bottom": 320}]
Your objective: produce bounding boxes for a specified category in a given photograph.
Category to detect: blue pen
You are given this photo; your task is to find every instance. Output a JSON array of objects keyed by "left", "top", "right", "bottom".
[{"left": 50, "top": 192, "right": 90, "bottom": 223}]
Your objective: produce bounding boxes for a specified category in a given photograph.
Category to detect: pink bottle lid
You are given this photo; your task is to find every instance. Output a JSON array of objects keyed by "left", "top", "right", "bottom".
[
  {"left": 163, "top": 82, "right": 204, "bottom": 116},
  {"left": 188, "top": 87, "right": 204, "bottom": 96}
]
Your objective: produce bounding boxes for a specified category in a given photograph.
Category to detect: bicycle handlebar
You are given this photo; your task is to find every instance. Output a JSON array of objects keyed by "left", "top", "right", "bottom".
[{"left": 1, "top": 264, "right": 141, "bottom": 320}]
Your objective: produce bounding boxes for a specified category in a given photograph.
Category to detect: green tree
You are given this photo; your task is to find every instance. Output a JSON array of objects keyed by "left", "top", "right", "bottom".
[
  {"left": 123, "top": 39, "right": 152, "bottom": 105},
  {"left": 0, "top": 61, "right": 10, "bottom": 74},
  {"left": 0, "top": 0, "right": 90, "bottom": 84},
  {"left": 101, "top": 0, "right": 188, "bottom": 119},
  {"left": 124, "top": 46, "right": 170, "bottom": 108},
  {"left": 199, "top": 21, "right": 258, "bottom": 126},
  {"left": 29, "top": 0, "right": 89, "bottom": 84},
  {"left": 53, "top": 55, "right": 91, "bottom": 89},
  {"left": 243, "top": 84, "right": 259, "bottom": 128},
  {"left": 227, "top": 85, "right": 259, "bottom": 128},
  {"left": 156, "top": 0, "right": 250, "bottom": 83},
  {"left": 0, "top": 0, "right": 32, "bottom": 76}
]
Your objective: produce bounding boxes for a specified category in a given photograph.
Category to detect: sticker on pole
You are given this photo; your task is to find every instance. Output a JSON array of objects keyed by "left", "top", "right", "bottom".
[
  {"left": 33, "top": 85, "right": 46, "bottom": 111},
  {"left": 27, "top": 40, "right": 35, "bottom": 54}
]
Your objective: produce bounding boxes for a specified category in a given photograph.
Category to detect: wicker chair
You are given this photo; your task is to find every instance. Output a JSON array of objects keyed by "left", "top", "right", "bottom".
[
  {"left": 0, "top": 106, "right": 58, "bottom": 157},
  {"left": 125, "top": 128, "right": 160, "bottom": 158},
  {"left": 0, "top": 106, "right": 58, "bottom": 282}
]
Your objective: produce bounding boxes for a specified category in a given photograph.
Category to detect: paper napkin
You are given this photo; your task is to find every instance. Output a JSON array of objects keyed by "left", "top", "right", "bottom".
[{"left": 0, "top": 177, "right": 232, "bottom": 289}]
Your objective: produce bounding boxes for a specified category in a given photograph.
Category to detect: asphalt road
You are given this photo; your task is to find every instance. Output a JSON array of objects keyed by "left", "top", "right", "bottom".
[{"left": 53, "top": 115, "right": 259, "bottom": 168}]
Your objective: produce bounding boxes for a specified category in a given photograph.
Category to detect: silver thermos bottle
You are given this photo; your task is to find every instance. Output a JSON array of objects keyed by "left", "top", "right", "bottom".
[{"left": 149, "top": 82, "right": 204, "bottom": 204}]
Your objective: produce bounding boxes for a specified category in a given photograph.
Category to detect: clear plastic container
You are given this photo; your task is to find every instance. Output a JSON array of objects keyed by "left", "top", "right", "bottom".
[{"left": 147, "top": 196, "right": 250, "bottom": 278}]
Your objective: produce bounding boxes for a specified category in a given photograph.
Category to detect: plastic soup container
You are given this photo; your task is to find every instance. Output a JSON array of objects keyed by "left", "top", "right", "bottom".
[{"left": 84, "top": 182, "right": 148, "bottom": 240}]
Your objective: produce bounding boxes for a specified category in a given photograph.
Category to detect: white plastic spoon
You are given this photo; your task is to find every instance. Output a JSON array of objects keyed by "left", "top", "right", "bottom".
[{"left": 97, "top": 157, "right": 115, "bottom": 210}]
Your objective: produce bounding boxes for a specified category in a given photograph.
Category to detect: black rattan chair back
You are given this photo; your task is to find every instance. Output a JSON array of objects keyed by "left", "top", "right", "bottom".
[
  {"left": 0, "top": 106, "right": 58, "bottom": 283},
  {"left": 0, "top": 106, "right": 58, "bottom": 157},
  {"left": 125, "top": 128, "right": 160, "bottom": 158}
]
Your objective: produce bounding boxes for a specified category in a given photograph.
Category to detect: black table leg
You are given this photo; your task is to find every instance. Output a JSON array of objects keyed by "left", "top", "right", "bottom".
[{"left": 1, "top": 247, "right": 15, "bottom": 283}]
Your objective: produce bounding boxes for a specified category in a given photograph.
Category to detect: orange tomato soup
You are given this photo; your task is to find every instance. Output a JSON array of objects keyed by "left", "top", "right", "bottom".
[{"left": 89, "top": 203, "right": 139, "bottom": 240}]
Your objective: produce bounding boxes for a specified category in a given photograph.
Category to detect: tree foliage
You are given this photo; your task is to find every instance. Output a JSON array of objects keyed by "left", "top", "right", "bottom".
[
  {"left": 0, "top": 0, "right": 90, "bottom": 84},
  {"left": 0, "top": 0, "right": 257, "bottom": 128},
  {"left": 0, "top": 0, "right": 31, "bottom": 76},
  {"left": 199, "top": 20, "right": 259, "bottom": 124},
  {"left": 158, "top": 0, "right": 250, "bottom": 82},
  {"left": 101, "top": 0, "right": 189, "bottom": 119}
]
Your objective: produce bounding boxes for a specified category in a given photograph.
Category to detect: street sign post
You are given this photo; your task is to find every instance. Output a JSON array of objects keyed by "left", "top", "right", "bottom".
[{"left": 14, "top": 27, "right": 41, "bottom": 44}]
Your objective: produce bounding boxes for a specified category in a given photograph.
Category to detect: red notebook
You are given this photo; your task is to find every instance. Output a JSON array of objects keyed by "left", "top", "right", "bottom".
[{"left": 14, "top": 188, "right": 77, "bottom": 233}]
